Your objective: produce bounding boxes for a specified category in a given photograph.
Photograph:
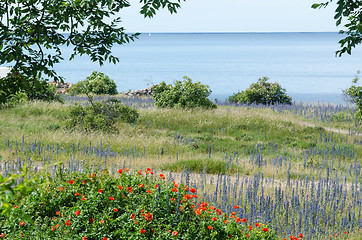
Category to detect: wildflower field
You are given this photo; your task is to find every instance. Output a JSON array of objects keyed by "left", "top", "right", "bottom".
[{"left": 0, "top": 96, "right": 361, "bottom": 239}]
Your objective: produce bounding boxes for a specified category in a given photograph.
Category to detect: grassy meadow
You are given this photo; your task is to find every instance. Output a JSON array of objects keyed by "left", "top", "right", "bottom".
[{"left": 0, "top": 96, "right": 361, "bottom": 239}]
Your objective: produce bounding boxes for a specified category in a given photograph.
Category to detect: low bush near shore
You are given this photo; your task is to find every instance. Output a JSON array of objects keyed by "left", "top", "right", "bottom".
[
  {"left": 152, "top": 76, "right": 216, "bottom": 109},
  {"left": 228, "top": 77, "right": 292, "bottom": 105},
  {"left": 68, "top": 71, "right": 118, "bottom": 96}
]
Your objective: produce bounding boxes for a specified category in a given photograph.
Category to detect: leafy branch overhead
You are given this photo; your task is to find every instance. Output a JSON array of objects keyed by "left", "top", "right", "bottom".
[
  {"left": 0, "top": 0, "right": 185, "bottom": 87},
  {"left": 312, "top": 0, "right": 362, "bottom": 56}
]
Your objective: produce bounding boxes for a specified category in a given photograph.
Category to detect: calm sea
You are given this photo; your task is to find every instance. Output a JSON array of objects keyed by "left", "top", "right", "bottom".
[{"left": 8, "top": 33, "right": 362, "bottom": 104}]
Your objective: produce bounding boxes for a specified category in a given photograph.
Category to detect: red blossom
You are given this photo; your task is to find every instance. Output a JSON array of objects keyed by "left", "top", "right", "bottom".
[
  {"left": 68, "top": 180, "right": 74, "bottom": 185},
  {"left": 172, "top": 231, "right": 178, "bottom": 236},
  {"left": 216, "top": 209, "right": 222, "bottom": 215},
  {"left": 160, "top": 174, "right": 165, "bottom": 179},
  {"left": 65, "top": 220, "right": 71, "bottom": 226},
  {"left": 109, "top": 197, "right": 114, "bottom": 200},
  {"left": 98, "top": 189, "right": 103, "bottom": 193},
  {"left": 19, "top": 221, "right": 25, "bottom": 226},
  {"left": 75, "top": 210, "right": 80, "bottom": 216},
  {"left": 140, "top": 229, "right": 146, "bottom": 234},
  {"left": 207, "top": 226, "right": 213, "bottom": 230},
  {"left": 142, "top": 212, "right": 153, "bottom": 222}
]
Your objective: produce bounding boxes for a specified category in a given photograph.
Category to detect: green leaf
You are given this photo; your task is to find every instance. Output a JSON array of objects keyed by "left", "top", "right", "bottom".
[{"left": 311, "top": 3, "right": 321, "bottom": 9}]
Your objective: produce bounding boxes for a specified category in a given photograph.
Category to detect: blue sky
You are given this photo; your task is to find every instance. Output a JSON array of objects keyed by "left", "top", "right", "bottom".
[{"left": 120, "top": 0, "right": 338, "bottom": 33}]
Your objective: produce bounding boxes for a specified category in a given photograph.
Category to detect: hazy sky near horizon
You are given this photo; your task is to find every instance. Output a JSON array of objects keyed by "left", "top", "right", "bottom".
[{"left": 120, "top": 0, "right": 338, "bottom": 33}]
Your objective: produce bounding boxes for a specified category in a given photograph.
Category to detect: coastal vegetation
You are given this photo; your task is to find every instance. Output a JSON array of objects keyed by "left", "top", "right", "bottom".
[
  {"left": 68, "top": 72, "right": 118, "bottom": 96},
  {"left": 0, "top": 96, "right": 361, "bottom": 239},
  {"left": 1, "top": 0, "right": 361, "bottom": 239},
  {"left": 152, "top": 76, "right": 217, "bottom": 109},
  {"left": 343, "top": 71, "right": 362, "bottom": 122},
  {"left": 228, "top": 77, "right": 292, "bottom": 105}
]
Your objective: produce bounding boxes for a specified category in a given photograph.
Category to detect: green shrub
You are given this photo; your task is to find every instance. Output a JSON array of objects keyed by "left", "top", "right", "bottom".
[
  {"left": 66, "top": 98, "right": 139, "bottom": 132},
  {"left": 68, "top": 71, "right": 118, "bottom": 95},
  {"left": 0, "top": 169, "right": 277, "bottom": 239},
  {"left": 152, "top": 76, "right": 217, "bottom": 109},
  {"left": 343, "top": 72, "right": 362, "bottom": 122},
  {"left": 0, "top": 74, "right": 61, "bottom": 106},
  {"left": 228, "top": 77, "right": 292, "bottom": 105}
]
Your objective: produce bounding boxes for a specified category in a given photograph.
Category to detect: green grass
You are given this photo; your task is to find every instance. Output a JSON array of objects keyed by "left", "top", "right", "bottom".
[{"left": 0, "top": 100, "right": 361, "bottom": 180}]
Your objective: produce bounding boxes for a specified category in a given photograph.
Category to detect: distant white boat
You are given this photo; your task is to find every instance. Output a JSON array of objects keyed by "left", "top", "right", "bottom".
[{"left": 148, "top": 33, "right": 151, "bottom": 37}]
